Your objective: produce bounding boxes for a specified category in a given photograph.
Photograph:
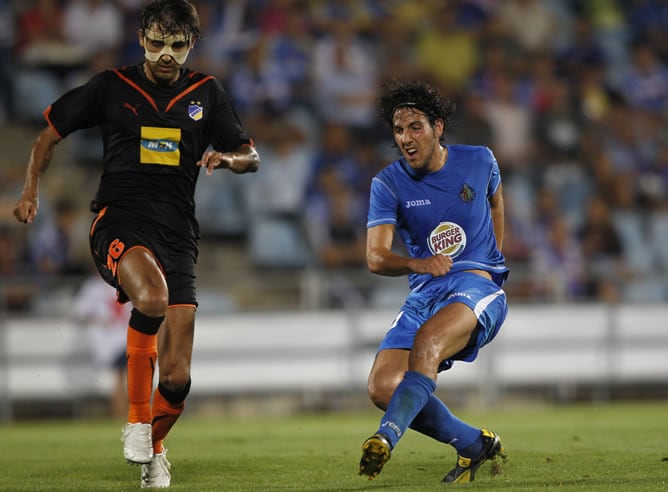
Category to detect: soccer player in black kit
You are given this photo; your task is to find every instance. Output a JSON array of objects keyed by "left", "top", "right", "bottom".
[{"left": 13, "top": 0, "right": 260, "bottom": 488}]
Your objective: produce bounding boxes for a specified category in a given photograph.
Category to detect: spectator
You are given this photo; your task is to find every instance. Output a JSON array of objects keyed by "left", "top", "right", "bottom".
[
  {"left": 243, "top": 118, "right": 314, "bottom": 268},
  {"left": 451, "top": 90, "right": 494, "bottom": 148},
  {"left": 557, "top": 15, "right": 607, "bottom": 82},
  {"left": 529, "top": 214, "right": 586, "bottom": 301},
  {"left": 62, "top": 0, "right": 123, "bottom": 58},
  {"left": 619, "top": 40, "right": 668, "bottom": 114},
  {"left": 226, "top": 35, "right": 292, "bottom": 117},
  {"left": 484, "top": 70, "right": 533, "bottom": 170},
  {"left": 533, "top": 76, "right": 583, "bottom": 160},
  {"left": 305, "top": 166, "right": 366, "bottom": 270},
  {"left": 306, "top": 122, "right": 362, "bottom": 199},
  {"left": 577, "top": 194, "right": 624, "bottom": 301},
  {"left": 496, "top": 0, "right": 560, "bottom": 53},
  {"left": 311, "top": 14, "right": 378, "bottom": 134},
  {"left": 414, "top": 4, "right": 479, "bottom": 92},
  {"left": 73, "top": 271, "right": 131, "bottom": 419},
  {"left": 264, "top": 6, "right": 314, "bottom": 110},
  {"left": 16, "top": 0, "right": 63, "bottom": 55},
  {"left": 14, "top": 0, "right": 73, "bottom": 123},
  {"left": 0, "top": 0, "right": 14, "bottom": 120},
  {"left": 27, "top": 196, "right": 88, "bottom": 276}
]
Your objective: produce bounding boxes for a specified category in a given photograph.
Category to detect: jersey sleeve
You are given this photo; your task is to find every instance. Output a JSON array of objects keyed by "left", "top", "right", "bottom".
[
  {"left": 367, "top": 175, "right": 398, "bottom": 228},
  {"left": 486, "top": 147, "right": 501, "bottom": 197},
  {"left": 44, "top": 72, "right": 106, "bottom": 138},
  {"left": 208, "top": 78, "right": 252, "bottom": 151}
]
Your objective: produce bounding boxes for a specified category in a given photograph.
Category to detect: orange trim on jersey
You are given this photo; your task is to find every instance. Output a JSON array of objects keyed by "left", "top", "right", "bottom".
[
  {"left": 43, "top": 106, "right": 64, "bottom": 139},
  {"left": 113, "top": 69, "right": 159, "bottom": 111},
  {"left": 164, "top": 76, "right": 214, "bottom": 112},
  {"left": 168, "top": 304, "right": 197, "bottom": 310},
  {"left": 89, "top": 206, "right": 108, "bottom": 237}
]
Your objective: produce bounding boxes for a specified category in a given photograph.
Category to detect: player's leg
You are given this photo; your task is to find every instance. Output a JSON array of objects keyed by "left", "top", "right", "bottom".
[
  {"left": 140, "top": 305, "right": 194, "bottom": 489},
  {"left": 365, "top": 342, "right": 486, "bottom": 450},
  {"left": 152, "top": 305, "right": 195, "bottom": 454},
  {"left": 397, "top": 302, "right": 506, "bottom": 484},
  {"left": 437, "top": 289, "right": 508, "bottom": 483},
  {"left": 118, "top": 246, "right": 168, "bottom": 464},
  {"left": 360, "top": 349, "right": 407, "bottom": 479},
  {"left": 360, "top": 303, "right": 478, "bottom": 480}
]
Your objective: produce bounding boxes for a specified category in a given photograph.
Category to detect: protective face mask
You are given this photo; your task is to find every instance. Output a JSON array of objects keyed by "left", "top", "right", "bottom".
[{"left": 143, "top": 29, "right": 192, "bottom": 65}]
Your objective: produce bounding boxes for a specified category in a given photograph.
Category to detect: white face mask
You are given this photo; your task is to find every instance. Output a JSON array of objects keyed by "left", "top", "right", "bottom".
[{"left": 143, "top": 29, "right": 192, "bottom": 65}]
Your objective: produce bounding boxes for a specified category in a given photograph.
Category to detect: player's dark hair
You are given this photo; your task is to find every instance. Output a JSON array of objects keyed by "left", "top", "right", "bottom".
[
  {"left": 378, "top": 79, "right": 456, "bottom": 141},
  {"left": 140, "top": 0, "right": 201, "bottom": 40}
]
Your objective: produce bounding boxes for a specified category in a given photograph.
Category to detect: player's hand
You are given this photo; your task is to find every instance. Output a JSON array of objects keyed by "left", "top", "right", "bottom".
[
  {"left": 197, "top": 150, "right": 232, "bottom": 176},
  {"left": 13, "top": 194, "right": 39, "bottom": 224},
  {"left": 408, "top": 254, "right": 453, "bottom": 277}
]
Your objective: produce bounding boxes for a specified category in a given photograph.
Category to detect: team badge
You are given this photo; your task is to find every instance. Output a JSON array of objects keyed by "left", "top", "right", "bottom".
[
  {"left": 188, "top": 101, "right": 203, "bottom": 121},
  {"left": 459, "top": 183, "right": 475, "bottom": 203},
  {"left": 428, "top": 222, "right": 467, "bottom": 258}
]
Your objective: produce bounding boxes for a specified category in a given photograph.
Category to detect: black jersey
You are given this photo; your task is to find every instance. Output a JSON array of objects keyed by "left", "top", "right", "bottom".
[{"left": 44, "top": 64, "right": 251, "bottom": 240}]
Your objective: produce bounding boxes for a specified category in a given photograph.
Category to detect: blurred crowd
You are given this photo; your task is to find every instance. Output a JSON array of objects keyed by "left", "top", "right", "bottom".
[{"left": 1, "top": 0, "right": 668, "bottom": 311}]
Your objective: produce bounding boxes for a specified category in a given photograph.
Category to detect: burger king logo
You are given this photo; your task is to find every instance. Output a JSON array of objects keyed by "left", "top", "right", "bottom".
[{"left": 428, "top": 222, "right": 466, "bottom": 258}]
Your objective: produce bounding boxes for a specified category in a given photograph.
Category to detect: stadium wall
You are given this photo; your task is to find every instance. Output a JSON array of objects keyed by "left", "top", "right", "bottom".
[{"left": 1, "top": 304, "right": 666, "bottom": 419}]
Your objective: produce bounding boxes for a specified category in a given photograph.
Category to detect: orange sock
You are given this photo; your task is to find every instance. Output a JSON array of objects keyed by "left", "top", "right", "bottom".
[
  {"left": 151, "top": 387, "right": 184, "bottom": 454},
  {"left": 126, "top": 328, "right": 158, "bottom": 423}
]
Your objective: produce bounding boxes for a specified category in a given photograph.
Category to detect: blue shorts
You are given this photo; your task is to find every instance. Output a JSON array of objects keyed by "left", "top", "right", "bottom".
[{"left": 378, "top": 272, "right": 508, "bottom": 372}]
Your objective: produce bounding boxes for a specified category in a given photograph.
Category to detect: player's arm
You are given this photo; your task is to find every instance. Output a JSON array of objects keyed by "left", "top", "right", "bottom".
[
  {"left": 489, "top": 183, "right": 505, "bottom": 252},
  {"left": 13, "top": 126, "right": 62, "bottom": 224},
  {"left": 367, "top": 223, "right": 452, "bottom": 277},
  {"left": 198, "top": 142, "right": 260, "bottom": 176}
]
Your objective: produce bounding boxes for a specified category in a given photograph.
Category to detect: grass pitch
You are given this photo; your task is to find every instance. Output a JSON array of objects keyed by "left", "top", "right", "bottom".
[{"left": 0, "top": 401, "right": 666, "bottom": 491}]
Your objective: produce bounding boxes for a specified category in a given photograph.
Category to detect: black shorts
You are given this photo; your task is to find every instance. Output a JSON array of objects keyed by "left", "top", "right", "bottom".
[{"left": 89, "top": 206, "right": 198, "bottom": 306}]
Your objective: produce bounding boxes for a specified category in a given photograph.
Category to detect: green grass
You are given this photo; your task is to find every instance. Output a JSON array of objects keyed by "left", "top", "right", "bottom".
[{"left": 0, "top": 401, "right": 667, "bottom": 491}]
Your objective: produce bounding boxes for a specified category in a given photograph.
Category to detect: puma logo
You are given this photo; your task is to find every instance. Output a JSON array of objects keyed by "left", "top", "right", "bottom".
[{"left": 123, "top": 102, "right": 139, "bottom": 116}]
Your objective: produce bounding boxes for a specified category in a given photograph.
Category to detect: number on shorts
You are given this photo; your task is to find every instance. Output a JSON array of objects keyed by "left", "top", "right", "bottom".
[{"left": 106, "top": 238, "right": 125, "bottom": 276}]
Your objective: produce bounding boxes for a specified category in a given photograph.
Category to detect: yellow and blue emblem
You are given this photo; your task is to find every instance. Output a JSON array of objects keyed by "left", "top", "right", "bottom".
[{"left": 188, "top": 102, "right": 203, "bottom": 121}]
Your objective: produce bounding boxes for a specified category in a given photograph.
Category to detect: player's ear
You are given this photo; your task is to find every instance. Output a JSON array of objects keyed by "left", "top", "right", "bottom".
[
  {"left": 138, "top": 29, "right": 145, "bottom": 47},
  {"left": 433, "top": 119, "right": 445, "bottom": 139}
]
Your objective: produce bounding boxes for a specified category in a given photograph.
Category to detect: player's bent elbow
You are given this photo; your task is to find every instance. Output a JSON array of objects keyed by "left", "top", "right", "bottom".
[{"left": 367, "top": 258, "right": 383, "bottom": 274}]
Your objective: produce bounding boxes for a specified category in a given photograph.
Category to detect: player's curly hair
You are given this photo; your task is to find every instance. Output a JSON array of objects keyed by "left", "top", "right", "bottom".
[
  {"left": 378, "top": 79, "right": 456, "bottom": 141},
  {"left": 141, "top": 0, "right": 201, "bottom": 40}
]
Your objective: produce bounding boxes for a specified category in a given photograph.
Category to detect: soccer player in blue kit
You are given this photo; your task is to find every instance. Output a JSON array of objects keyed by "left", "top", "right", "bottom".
[{"left": 358, "top": 80, "right": 509, "bottom": 484}]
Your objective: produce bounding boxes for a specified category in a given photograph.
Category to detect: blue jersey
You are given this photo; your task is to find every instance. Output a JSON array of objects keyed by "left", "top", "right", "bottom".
[{"left": 367, "top": 144, "right": 508, "bottom": 291}]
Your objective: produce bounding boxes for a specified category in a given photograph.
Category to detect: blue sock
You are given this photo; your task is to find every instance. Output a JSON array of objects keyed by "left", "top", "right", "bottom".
[
  {"left": 409, "top": 394, "right": 482, "bottom": 454},
  {"left": 376, "top": 371, "right": 436, "bottom": 449}
]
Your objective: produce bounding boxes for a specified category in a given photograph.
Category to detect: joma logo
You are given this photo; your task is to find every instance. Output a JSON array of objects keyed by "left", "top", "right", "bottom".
[{"left": 405, "top": 199, "right": 431, "bottom": 208}]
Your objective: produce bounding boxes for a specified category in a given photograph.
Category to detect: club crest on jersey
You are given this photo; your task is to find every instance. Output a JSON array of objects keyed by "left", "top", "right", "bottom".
[
  {"left": 188, "top": 102, "right": 203, "bottom": 121},
  {"left": 459, "top": 183, "right": 475, "bottom": 203},
  {"left": 428, "top": 222, "right": 467, "bottom": 258}
]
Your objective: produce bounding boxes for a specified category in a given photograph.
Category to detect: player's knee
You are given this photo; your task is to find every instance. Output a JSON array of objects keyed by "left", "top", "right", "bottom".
[
  {"left": 158, "top": 379, "right": 191, "bottom": 405},
  {"left": 412, "top": 329, "right": 454, "bottom": 366},
  {"left": 159, "top": 361, "right": 191, "bottom": 391},
  {"left": 131, "top": 288, "right": 168, "bottom": 317},
  {"left": 367, "top": 376, "right": 400, "bottom": 410}
]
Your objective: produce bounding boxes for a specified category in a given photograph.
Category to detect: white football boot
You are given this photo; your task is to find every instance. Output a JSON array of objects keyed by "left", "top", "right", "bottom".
[
  {"left": 121, "top": 423, "right": 154, "bottom": 464},
  {"left": 141, "top": 449, "right": 171, "bottom": 488}
]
